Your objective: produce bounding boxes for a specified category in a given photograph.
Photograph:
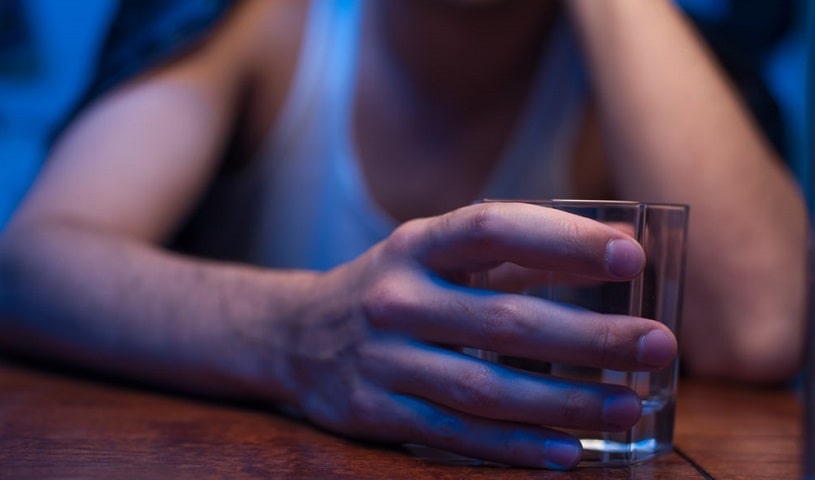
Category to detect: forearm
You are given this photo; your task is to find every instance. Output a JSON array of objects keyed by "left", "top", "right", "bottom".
[
  {"left": 567, "top": 0, "right": 809, "bottom": 382},
  {"left": 0, "top": 219, "right": 315, "bottom": 404}
]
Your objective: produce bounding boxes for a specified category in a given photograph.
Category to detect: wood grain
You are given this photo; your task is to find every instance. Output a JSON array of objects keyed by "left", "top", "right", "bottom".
[
  {"left": 0, "top": 359, "right": 801, "bottom": 479},
  {"left": 674, "top": 378, "right": 803, "bottom": 479}
]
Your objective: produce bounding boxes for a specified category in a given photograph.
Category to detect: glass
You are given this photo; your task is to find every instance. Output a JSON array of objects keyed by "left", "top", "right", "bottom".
[{"left": 471, "top": 199, "right": 689, "bottom": 466}]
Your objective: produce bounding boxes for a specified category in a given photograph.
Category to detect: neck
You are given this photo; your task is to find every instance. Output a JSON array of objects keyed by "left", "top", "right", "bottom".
[{"left": 364, "top": 0, "right": 560, "bottom": 119}]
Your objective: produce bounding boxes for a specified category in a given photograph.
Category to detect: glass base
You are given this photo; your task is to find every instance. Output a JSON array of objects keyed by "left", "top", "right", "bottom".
[
  {"left": 576, "top": 437, "right": 668, "bottom": 466},
  {"left": 406, "top": 440, "right": 670, "bottom": 468},
  {"left": 406, "top": 396, "right": 674, "bottom": 468},
  {"left": 571, "top": 395, "right": 675, "bottom": 466}
]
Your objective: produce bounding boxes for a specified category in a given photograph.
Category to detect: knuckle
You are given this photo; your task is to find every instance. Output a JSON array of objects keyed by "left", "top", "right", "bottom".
[
  {"left": 421, "top": 410, "right": 467, "bottom": 444},
  {"left": 345, "top": 389, "right": 389, "bottom": 435},
  {"left": 360, "top": 274, "right": 414, "bottom": 328},
  {"left": 588, "top": 318, "right": 617, "bottom": 366},
  {"left": 557, "top": 388, "right": 591, "bottom": 426},
  {"left": 480, "top": 297, "right": 523, "bottom": 346},
  {"left": 468, "top": 203, "right": 504, "bottom": 242},
  {"left": 553, "top": 215, "right": 589, "bottom": 259},
  {"left": 383, "top": 219, "right": 423, "bottom": 257},
  {"left": 450, "top": 364, "right": 501, "bottom": 409}
]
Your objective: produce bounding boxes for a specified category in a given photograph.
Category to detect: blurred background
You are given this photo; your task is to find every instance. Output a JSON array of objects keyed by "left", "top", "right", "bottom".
[
  {"left": 0, "top": 0, "right": 812, "bottom": 231},
  {"left": 0, "top": 0, "right": 115, "bottom": 230}
]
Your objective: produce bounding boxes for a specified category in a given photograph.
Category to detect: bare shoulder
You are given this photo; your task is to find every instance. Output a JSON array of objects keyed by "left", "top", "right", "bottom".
[
  {"left": 10, "top": 0, "right": 310, "bottom": 242},
  {"left": 142, "top": 0, "right": 310, "bottom": 160},
  {"left": 133, "top": 0, "right": 308, "bottom": 105},
  {"left": 239, "top": 0, "right": 311, "bottom": 82}
]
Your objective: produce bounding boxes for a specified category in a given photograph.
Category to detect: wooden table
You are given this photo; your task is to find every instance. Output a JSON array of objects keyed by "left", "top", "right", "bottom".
[{"left": 0, "top": 358, "right": 803, "bottom": 479}]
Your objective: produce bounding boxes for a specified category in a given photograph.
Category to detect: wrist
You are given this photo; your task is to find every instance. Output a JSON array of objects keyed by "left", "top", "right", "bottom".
[{"left": 206, "top": 268, "right": 322, "bottom": 407}]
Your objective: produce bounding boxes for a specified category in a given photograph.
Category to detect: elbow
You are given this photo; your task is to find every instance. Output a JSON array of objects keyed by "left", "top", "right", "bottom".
[
  {"left": 721, "top": 337, "right": 804, "bottom": 386},
  {"left": 683, "top": 315, "right": 806, "bottom": 386}
]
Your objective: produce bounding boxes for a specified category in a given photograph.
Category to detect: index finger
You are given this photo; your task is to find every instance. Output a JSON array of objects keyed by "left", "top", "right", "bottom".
[{"left": 388, "top": 202, "right": 644, "bottom": 280}]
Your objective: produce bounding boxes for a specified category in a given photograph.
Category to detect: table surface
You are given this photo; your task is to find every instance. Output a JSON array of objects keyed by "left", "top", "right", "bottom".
[{"left": 0, "top": 358, "right": 803, "bottom": 479}]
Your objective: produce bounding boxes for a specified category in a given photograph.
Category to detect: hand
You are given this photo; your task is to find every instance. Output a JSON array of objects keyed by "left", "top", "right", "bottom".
[{"left": 275, "top": 202, "right": 677, "bottom": 469}]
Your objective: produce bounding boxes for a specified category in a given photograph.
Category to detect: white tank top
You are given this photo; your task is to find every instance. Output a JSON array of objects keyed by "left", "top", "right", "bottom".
[{"left": 176, "top": 0, "right": 587, "bottom": 271}]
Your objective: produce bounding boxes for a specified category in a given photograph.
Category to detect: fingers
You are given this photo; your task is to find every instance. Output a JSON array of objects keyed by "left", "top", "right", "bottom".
[
  {"left": 361, "top": 338, "right": 642, "bottom": 433},
  {"left": 388, "top": 395, "right": 583, "bottom": 470},
  {"left": 300, "top": 356, "right": 585, "bottom": 469},
  {"left": 363, "top": 270, "right": 677, "bottom": 371},
  {"left": 329, "top": 348, "right": 586, "bottom": 469},
  {"left": 387, "top": 202, "right": 645, "bottom": 280},
  {"left": 364, "top": 201, "right": 670, "bottom": 371}
]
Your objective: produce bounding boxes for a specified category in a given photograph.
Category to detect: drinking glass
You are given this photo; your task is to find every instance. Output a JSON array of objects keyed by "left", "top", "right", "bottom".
[{"left": 471, "top": 199, "right": 689, "bottom": 466}]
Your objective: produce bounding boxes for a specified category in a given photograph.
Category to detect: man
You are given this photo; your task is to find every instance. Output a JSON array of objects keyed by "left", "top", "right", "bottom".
[{"left": 0, "top": 0, "right": 808, "bottom": 469}]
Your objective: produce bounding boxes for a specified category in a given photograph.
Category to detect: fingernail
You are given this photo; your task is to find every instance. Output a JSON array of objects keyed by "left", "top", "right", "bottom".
[
  {"left": 637, "top": 329, "right": 678, "bottom": 368},
  {"left": 543, "top": 440, "right": 581, "bottom": 470},
  {"left": 605, "top": 239, "right": 644, "bottom": 278},
  {"left": 602, "top": 393, "right": 642, "bottom": 431}
]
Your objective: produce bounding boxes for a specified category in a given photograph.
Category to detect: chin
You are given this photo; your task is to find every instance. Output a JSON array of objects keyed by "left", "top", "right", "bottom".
[{"left": 424, "top": 0, "right": 513, "bottom": 7}]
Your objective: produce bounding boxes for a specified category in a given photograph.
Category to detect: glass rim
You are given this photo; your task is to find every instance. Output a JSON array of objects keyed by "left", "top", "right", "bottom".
[{"left": 479, "top": 198, "right": 690, "bottom": 212}]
